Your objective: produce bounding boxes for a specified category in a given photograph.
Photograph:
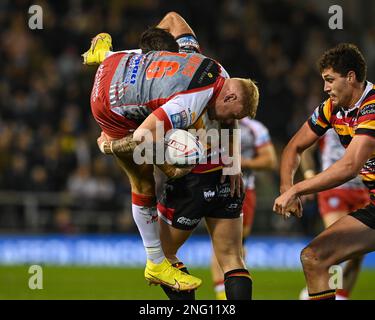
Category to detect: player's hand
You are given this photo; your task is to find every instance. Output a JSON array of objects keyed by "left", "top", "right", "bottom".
[
  {"left": 273, "top": 187, "right": 303, "bottom": 219},
  {"left": 97, "top": 131, "right": 112, "bottom": 154},
  {"left": 221, "top": 173, "right": 244, "bottom": 198}
]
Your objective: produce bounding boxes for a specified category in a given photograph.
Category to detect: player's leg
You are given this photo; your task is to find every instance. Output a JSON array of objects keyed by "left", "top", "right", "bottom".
[
  {"left": 318, "top": 189, "right": 368, "bottom": 299},
  {"left": 210, "top": 188, "right": 255, "bottom": 300},
  {"left": 211, "top": 253, "right": 226, "bottom": 300},
  {"left": 301, "top": 205, "right": 375, "bottom": 300},
  {"left": 114, "top": 153, "right": 201, "bottom": 291},
  {"left": 158, "top": 219, "right": 197, "bottom": 299},
  {"left": 206, "top": 216, "right": 252, "bottom": 300},
  {"left": 114, "top": 153, "right": 163, "bottom": 261},
  {"left": 156, "top": 173, "right": 206, "bottom": 297},
  {"left": 322, "top": 211, "right": 364, "bottom": 299}
]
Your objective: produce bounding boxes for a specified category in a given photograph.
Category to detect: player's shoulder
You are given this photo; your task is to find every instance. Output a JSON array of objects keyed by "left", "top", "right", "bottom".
[
  {"left": 358, "top": 82, "right": 375, "bottom": 115},
  {"left": 312, "top": 98, "right": 335, "bottom": 122},
  {"left": 186, "top": 55, "right": 222, "bottom": 91}
]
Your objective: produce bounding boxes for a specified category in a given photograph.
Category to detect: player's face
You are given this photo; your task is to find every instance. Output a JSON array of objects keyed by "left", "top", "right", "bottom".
[
  {"left": 321, "top": 68, "right": 353, "bottom": 108},
  {"left": 209, "top": 98, "right": 247, "bottom": 121}
]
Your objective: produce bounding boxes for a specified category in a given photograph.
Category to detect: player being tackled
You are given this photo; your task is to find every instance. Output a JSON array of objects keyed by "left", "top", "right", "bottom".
[{"left": 82, "top": 30, "right": 202, "bottom": 292}]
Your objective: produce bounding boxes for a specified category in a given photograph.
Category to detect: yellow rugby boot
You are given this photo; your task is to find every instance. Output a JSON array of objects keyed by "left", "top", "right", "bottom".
[
  {"left": 144, "top": 258, "right": 202, "bottom": 291},
  {"left": 82, "top": 33, "right": 112, "bottom": 65},
  {"left": 216, "top": 290, "right": 227, "bottom": 300}
]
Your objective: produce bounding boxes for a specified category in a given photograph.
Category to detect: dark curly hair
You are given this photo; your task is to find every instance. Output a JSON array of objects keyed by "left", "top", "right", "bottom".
[
  {"left": 139, "top": 27, "right": 179, "bottom": 53},
  {"left": 317, "top": 43, "right": 367, "bottom": 82}
]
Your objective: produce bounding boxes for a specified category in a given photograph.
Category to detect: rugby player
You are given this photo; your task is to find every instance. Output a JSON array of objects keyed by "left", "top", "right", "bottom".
[
  {"left": 273, "top": 43, "right": 375, "bottom": 300},
  {"left": 83, "top": 12, "right": 259, "bottom": 298},
  {"left": 212, "top": 118, "right": 277, "bottom": 300},
  {"left": 299, "top": 128, "right": 369, "bottom": 300}
]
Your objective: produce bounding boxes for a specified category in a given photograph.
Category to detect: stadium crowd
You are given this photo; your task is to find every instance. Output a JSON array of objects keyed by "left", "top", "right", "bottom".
[{"left": 0, "top": 0, "right": 374, "bottom": 233}]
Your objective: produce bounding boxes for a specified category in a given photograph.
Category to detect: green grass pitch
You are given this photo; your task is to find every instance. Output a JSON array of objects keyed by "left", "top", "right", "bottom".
[{"left": 1, "top": 266, "right": 374, "bottom": 300}]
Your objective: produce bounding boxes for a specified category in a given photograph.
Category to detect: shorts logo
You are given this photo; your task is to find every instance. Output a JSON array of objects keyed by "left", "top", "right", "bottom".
[
  {"left": 177, "top": 217, "right": 201, "bottom": 226},
  {"left": 203, "top": 189, "right": 216, "bottom": 202},
  {"left": 328, "top": 197, "right": 340, "bottom": 208},
  {"left": 218, "top": 184, "right": 231, "bottom": 198},
  {"left": 170, "top": 110, "right": 188, "bottom": 128},
  {"left": 225, "top": 201, "right": 241, "bottom": 212},
  {"left": 227, "top": 203, "right": 239, "bottom": 209}
]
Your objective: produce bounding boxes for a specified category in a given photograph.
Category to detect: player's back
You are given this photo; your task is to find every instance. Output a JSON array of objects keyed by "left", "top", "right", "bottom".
[{"left": 90, "top": 50, "right": 220, "bottom": 138}]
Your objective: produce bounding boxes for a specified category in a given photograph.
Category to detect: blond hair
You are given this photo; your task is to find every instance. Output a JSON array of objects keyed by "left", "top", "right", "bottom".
[{"left": 234, "top": 78, "right": 259, "bottom": 119}]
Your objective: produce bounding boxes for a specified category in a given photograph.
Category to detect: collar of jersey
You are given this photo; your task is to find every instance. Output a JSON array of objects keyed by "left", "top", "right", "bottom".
[{"left": 338, "top": 80, "right": 373, "bottom": 114}]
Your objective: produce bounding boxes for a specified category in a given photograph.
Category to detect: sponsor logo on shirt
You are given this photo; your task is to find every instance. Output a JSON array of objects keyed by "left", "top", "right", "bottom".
[
  {"left": 360, "top": 104, "right": 375, "bottom": 116},
  {"left": 170, "top": 110, "right": 188, "bottom": 128},
  {"left": 124, "top": 54, "right": 142, "bottom": 85}
]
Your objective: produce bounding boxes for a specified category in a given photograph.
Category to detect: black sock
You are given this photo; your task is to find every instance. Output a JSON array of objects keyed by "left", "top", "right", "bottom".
[
  {"left": 224, "top": 268, "right": 252, "bottom": 300},
  {"left": 161, "top": 262, "right": 195, "bottom": 300},
  {"left": 309, "top": 289, "right": 336, "bottom": 300}
]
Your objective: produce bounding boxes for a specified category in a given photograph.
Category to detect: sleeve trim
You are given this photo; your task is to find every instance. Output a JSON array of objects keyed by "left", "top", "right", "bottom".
[{"left": 153, "top": 108, "right": 172, "bottom": 132}]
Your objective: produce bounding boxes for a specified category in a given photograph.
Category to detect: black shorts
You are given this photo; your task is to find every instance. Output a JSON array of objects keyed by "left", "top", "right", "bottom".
[
  {"left": 349, "top": 203, "right": 375, "bottom": 229},
  {"left": 157, "top": 170, "right": 244, "bottom": 230}
]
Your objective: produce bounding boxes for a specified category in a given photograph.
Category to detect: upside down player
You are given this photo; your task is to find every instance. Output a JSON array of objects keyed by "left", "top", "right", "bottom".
[
  {"left": 212, "top": 118, "right": 277, "bottom": 300},
  {"left": 83, "top": 12, "right": 259, "bottom": 298},
  {"left": 273, "top": 43, "right": 375, "bottom": 300},
  {"left": 98, "top": 12, "right": 258, "bottom": 300},
  {"left": 299, "top": 128, "right": 369, "bottom": 300},
  {"left": 82, "top": 14, "right": 203, "bottom": 293}
]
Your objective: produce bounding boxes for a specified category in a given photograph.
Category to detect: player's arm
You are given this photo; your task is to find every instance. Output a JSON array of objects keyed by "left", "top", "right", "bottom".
[
  {"left": 274, "top": 135, "right": 375, "bottom": 215},
  {"left": 157, "top": 12, "right": 196, "bottom": 39},
  {"left": 279, "top": 122, "right": 320, "bottom": 193},
  {"left": 242, "top": 143, "right": 277, "bottom": 171},
  {"left": 219, "top": 119, "right": 243, "bottom": 197},
  {"left": 300, "top": 143, "right": 317, "bottom": 179},
  {"left": 157, "top": 12, "right": 201, "bottom": 54}
]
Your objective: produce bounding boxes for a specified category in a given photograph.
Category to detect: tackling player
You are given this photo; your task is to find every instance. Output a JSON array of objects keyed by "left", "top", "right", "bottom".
[{"left": 273, "top": 43, "right": 375, "bottom": 300}]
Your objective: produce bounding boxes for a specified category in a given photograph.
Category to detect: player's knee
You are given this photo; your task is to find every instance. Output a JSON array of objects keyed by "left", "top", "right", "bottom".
[
  {"left": 300, "top": 245, "right": 323, "bottom": 271},
  {"left": 130, "top": 179, "right": 155, "bottom": 195}
]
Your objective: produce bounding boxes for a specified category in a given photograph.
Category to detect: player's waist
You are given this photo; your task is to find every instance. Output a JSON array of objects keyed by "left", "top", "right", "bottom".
[{"left": 191, "top": 147, "right": 224, "bottom": 173}]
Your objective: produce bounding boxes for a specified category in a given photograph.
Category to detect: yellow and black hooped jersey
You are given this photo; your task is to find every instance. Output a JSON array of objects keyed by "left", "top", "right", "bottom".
[{"left": 307, "top": 81, "right": 375, "bottom": 204}]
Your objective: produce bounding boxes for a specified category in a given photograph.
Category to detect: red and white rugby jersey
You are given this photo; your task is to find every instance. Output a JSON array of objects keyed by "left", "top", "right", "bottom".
[
  {"left": 308, "top": 81, "right": 375, "bottom": 203},
  {"left": 319, "top": 128, "right": 366, "bottom": 190},
  {"left": 90, "top": 50, "right": 225, "bottom": 139},
  {"left": 240, "top": 118, "right": 272, "bottom": 190}
]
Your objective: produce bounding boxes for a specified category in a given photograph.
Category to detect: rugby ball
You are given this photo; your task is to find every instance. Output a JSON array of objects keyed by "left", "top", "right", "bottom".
[{"left": 165, "top": 129, "right": 204, "bottom": 167}]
